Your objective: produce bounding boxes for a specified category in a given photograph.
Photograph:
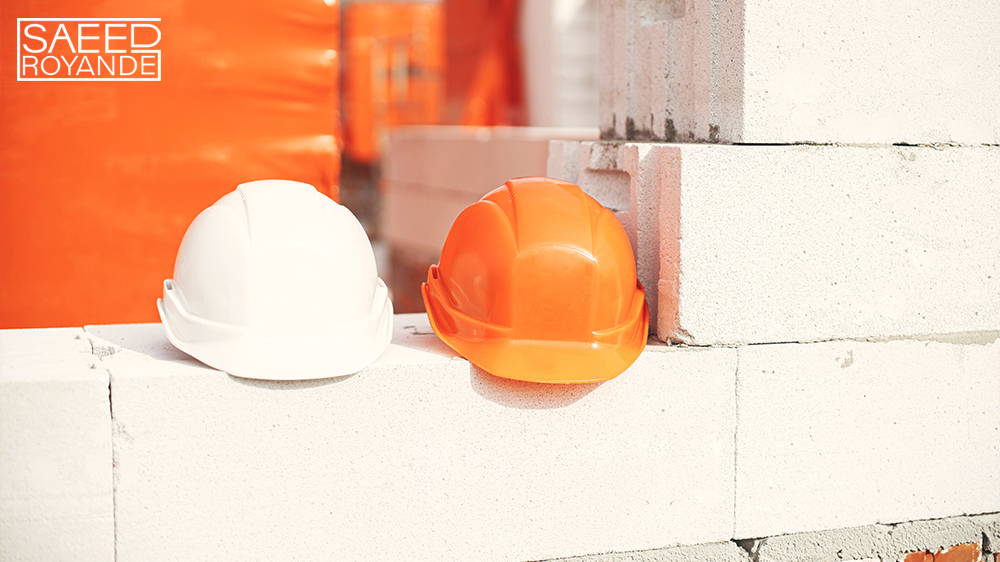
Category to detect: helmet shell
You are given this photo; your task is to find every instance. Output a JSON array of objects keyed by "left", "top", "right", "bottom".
[
  {"left": 158, "top": 180, "right": 392, "bottom": 379},
  {"left": 422, "top": 177, "right": 648, "bottom": 383}
]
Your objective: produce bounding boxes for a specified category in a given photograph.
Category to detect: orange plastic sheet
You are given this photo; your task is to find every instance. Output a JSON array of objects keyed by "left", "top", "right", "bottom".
[
  {"left": 446, "top": 0, "right": 525, "bottom": 126},
  {"left": 343, "top": 2, "right": 444, "bottom": 163},
  {"left": 1, "top": 0, "right": 341, "bottom": 328}
]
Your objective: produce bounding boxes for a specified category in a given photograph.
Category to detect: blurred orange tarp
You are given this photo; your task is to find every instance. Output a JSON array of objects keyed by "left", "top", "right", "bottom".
[
  {"left": 340, "top": 0, "right": 527, "bottom": 161},
  {"left": 0, "top": 0, "right": 341, "bottom": 328},
  {"left": 343, "top": 1, "right": 445, "bottom": 163},
  {"left": 450, "top": 0, "right": 525, "bottom": 126}
]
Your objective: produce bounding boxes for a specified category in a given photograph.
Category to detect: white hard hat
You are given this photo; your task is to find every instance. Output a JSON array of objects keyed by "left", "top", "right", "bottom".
[{"left": 157, "top": 180, "right": 392, "bottom": 380}]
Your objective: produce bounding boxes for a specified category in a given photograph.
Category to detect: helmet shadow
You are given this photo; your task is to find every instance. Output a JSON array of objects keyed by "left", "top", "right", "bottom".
[{"left": 469, "top": 366, "right": 603, "bottom": 409}]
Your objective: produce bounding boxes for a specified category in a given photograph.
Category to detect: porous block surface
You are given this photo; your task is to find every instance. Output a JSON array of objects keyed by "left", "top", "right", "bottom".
[
  {"left": 556, "top": 540, "right": 750, "bottom": 562},
  {"left": 88, "top": 315, "right": 737, "bottom": 562},
  {"left": 550, "top": 140, "right": 1000, "bottom": 345},
  {"left": 5, "top": 319, "right": 998, "bottom": 560},
  {"left": 735, "top": 338, "right": 1000, "bottom": 539},
  {"left": 743, "top": 512, "right": 999, "bottom": 562},
  {"left": 0, "top": 328, "right": 114, "bottom": 562},
  {"left": 557, "top": 513, "right": 1000, "bottom": 561},
  {"left": 668, "top": 144, "right": 1000, "bottom": 344},
  {"left": 599, "top": 0, "right": 1000, "bottom": 144}
]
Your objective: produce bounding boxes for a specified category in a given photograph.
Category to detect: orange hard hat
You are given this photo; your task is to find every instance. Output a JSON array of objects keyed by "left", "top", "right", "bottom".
[{"left": 422, "top": 177, "right": 649, "bottom": 384}]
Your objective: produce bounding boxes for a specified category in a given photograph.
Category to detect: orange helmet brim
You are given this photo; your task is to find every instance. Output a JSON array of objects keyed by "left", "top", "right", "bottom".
[{"left": 422, "top": 266, "right": 649, "bottom": 384}]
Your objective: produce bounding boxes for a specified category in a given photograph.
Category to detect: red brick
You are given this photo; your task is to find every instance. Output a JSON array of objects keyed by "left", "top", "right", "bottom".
[{"left": 903, "top": 542, "right": 982, "bottom": 562}]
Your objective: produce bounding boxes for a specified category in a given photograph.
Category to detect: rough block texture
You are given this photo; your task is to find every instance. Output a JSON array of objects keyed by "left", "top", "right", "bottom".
[
  {"left": 553, "top": 514, "right": 999, "bottom": 562},
  {"left": 0, "top": 328, "right": 114, "bottom": 562},
  {"left": 88, "top": 315, "right": 736, "bottom": 562},
  {"left": 735, "top": 338, "right": 1000, "bottom": 539},
  {"left": 554, "top": 540, "right": 750, "bottom": 562},
  {"left": 549, "top": 140, "right": 1000, "bottom": 345},
  {"left": 747, "top": 513, "right": 999, "bottom": 562},
  {"left": 4, "top": 321, "right": 998, "bottom": 561},
  {"left": 599, "top": 0, "right": 1000, "bottom": 144}
]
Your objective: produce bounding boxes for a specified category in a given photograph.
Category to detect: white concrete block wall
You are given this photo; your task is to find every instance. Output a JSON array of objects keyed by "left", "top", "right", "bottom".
[
  {"left": 744, "top": 513, "right": 1000, "bottom": 562},
  {"left": 550, "top": 140, "right": 1000, "bottom": 346},
  {"left": 599, "top": 0, "right": 1000, "bottom": 144},
  {"left": 3, "top": 319, "right": 998, "bottom": 559},
  {"left": 88, "top": 316, "right": 737, "bottom": 562},
  {"left": 735, "top": 337, "right": 1000, "bottom": 539},
  {"left": 0, "top": 328, "right": 114, "bottom": 562}
]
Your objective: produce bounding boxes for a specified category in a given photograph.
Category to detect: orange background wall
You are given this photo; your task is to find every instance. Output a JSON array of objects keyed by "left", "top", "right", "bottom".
[
  {"left": 343, "top": 2, "right": 444, "bottom": 163},
  {"left": 0, "top": 0, "right": 341, "bottom": 328},
  {"left": 1, "top": 0, "right": 524, "bottom": 329},
  {"left": 445, "top": 0, "right": 524, "bottom": 126}
]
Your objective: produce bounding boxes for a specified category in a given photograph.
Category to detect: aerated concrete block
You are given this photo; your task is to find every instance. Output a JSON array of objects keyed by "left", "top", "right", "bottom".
[
  {"left": 89, "top": 315, "right": 736, "bottom": 562},
  {"left": 748, "top": 513, "right": 1000, "bottom": 562},
  {"left": 599, "top": 0, "right": 1000, "bottom": 144},
  {"left": 550, "top": 140, "right": 1000, "bottom": 345},
  {"left": 0, "top": 328, "right": 114, "bottom": 562},
  {"left": 555, "top": 540, "right": 750, "bottom": 562},
  {"left": 735, "top": 337, "right": 1000, "bottom": 539}
]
